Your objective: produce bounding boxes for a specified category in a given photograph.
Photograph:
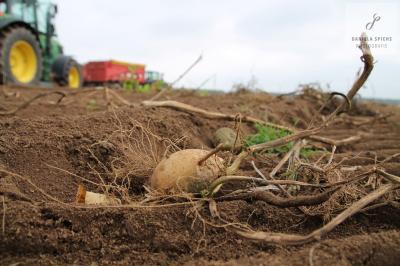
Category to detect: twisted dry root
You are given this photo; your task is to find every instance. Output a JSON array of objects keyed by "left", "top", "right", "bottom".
[
  {"left": 232, "top": 183, "right": 397, "bottom": 245},
  {"left": 0, "top": 91, "right": 66, "bottom": 116},
  {"left": 217, "top": 186, "right": 340, "bottom": 208}
]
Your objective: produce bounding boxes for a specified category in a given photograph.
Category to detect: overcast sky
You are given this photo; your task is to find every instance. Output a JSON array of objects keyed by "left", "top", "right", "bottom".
[{"left": 53, "top": 0, "right": 399, "bottom": 99}]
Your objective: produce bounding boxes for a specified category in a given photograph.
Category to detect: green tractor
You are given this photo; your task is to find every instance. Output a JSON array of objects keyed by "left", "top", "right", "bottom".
[{"left": 0, "top": 0, "right": 82, "bottom": 88}]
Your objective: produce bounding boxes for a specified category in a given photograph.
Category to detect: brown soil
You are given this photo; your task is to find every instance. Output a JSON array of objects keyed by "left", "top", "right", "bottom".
[{"left": 0, "top": 86, "right": 399, "bottom": 265}]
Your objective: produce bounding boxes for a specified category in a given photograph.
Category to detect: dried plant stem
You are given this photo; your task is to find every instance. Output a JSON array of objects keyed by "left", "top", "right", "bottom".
[
  {"left": 311, "top": 135, "right": 361, "bottom": 146},
  {"left": 376, "top": 169, "right": 400, "bottom": 184},
  {"left": 251, "top": 161, "right": 268, "bottom": 180},
  {"left": 107, "top": 89, "right": 135, "bottom": 106},
  {"left": 298, "top": 162, "right": 325, "bottom": 173},
  {"left": 149, "top": 87, "right": 169, "bottom": 102},
  {"left": 208, "top": 175, "right": 322, "bottom": 195},
  {"left": 140, "top": 100, "right": 360, "bottom": 146},
  {"left": 0, "top": 167, "right": 197, "bottom": 210},
  {"left": 150, "top": 54, "right": 203, "bottom": 101},
  {"left": 198, "top": 144, "right": 224, "bottom": 166},
  {"left": 2, "top": 196, "right": 5, "bottom": 235},
  {"left": 142, "top": 100, "right": 289, "bottom": 129},
  {"left": 0, "top": 91, "right": 66, "bottom": 116},
  {"left": 45, "top": 163, "right": 120, "bottom": 189},
  {"left": 226, "top": 34, "right": 374, "bottom": 170},
  {"left": 103, "top": 87, "right": 112, "bottom": 110},
  {"left": 218, "top": 187, "right": 339, "bottom": 208},
  {"left": 361, "top": 200, "right": 400, "bottom": 213},
  {"left": 234, "top": 183, "right": 396, "bottom": 245},
  {"left": 327, "top": 145, "right": 337, "bottom": 166},
  {"left": 309, "top": 244, "right": 319, "bottom": 266},
  {"left": 380, "top": 153, "right": 400, "bottom": 164},
  {"left": 226, "top": 150, "right": 249, "bottom": 175},
  {"left": 265, "top": 34, "right": 372, "bottom": 150},
  {"left": 0, "top": 167, "right": 70, "bottom": 206},
  {"left": 270, "top": 141, "right": 302, "bottom": 178},
  {"left": 322, "top": 170, "right": 373, "bottom": 188}
]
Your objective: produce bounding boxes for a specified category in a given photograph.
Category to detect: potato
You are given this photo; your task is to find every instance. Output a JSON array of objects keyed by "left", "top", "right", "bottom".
[
  {"left": 75, "top": 185, "right": 121, "bottom": 205},
  {"left": 213, "top": 127, "right": 242, "bottom": 151},
  {"left": 84, "top": 191, "right": 121, "bottom": 205},
  {"left": 150, "top": 149, "right": 224, "bottom": 193}
]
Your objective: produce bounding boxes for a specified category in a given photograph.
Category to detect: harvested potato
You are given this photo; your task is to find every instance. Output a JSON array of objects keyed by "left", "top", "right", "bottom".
[
  {"left": 150, "top": 149, "right": 224, "bottom": 193},
  {"left": 213, "top": 127, "right": 241, "bottom": 151}
]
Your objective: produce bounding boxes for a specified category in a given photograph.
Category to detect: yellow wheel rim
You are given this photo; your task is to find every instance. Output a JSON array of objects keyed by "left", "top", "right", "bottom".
[
  {"left": 68, "top": 66, "right": 80, "bottom": 89},
  {"left": 9, "top": 40, "right": 37, "bottom": 83}
]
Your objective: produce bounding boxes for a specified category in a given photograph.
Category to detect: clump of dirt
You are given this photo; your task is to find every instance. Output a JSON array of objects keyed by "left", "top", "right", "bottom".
[{"left": 0, "top": 86, "right": 399, "bottom": 265}]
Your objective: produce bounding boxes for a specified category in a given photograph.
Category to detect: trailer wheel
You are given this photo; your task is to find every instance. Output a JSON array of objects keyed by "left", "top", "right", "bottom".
[
  {"left": 0, "top": 27, "right": 43, "bottom": 85},
  {"left": 52, "top": 56, "right": 83, "bottom": 88}
]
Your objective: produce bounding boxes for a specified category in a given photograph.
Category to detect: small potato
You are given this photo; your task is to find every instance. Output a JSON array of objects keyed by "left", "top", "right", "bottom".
[
  {"left": 84, "top": 191, "right": 121, "bottom": 205},
  {"left": 213, "top": 127, "right": 242, "bottom": 151},
  {"left": 75, "top": 185, "right": 121, "bottom": 205},
  {"left": 150, "top": 149, "right": 224, "bottom": 193}
]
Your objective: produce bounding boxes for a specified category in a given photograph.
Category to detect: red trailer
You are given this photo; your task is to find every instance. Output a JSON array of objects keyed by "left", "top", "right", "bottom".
[{"left": 83, "top": 60, "right": 146, "bottom": 85}]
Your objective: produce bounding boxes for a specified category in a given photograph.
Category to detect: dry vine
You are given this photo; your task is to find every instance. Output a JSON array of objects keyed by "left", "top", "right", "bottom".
[{"left": 0, "top": 91, "right": 66, "bottom": 116}]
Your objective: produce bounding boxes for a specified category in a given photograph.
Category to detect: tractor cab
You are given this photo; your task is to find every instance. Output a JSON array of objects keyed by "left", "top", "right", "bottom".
[
  {"left": 2, "top": 0, "right": 58, "bottom": 35},
  {"left": 145, "top": 71, "right": 164, "bottom": 84},
  {"left": 0, "top": 0, "right": 82, "bottom": 88}
]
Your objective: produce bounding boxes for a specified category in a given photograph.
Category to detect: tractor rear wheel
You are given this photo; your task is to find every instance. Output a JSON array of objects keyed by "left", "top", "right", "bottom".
[
  {"left": 52, "top": 56, "right": 83, "bottom": 89},
  {"left": 0, "top": 27, "right": 42, "bottom": 85}
]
